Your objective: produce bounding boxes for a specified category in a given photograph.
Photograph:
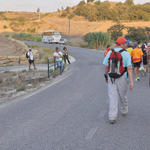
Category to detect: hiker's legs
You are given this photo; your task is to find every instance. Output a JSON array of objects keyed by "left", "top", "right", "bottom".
[
  {"left": 117, "top": 76, "right": 129, "bottom": 114},
  {"left": 66, "top": 55, "right": 71, "bottom": 64},
  {"left": 134, "top": 67, "right": 138, "bottom": 78},
  {"left": 28, "top": 60, "right": 31, "bottom": 70},
  {"left": 64, "top": 55, "right": 66, "bottom": 64},
  {"left": 108, "top": 78, "right": 119, "bottom": 120},
  {"left": 33, "top": 61, "right": 36, "bottom": 70},
  {"left": 57, "top": 61, "right": 63, "bottom": 75}
]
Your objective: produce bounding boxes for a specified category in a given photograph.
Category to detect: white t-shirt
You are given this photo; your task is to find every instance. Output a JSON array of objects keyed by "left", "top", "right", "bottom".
[
  {"left": 53, "top": 51, "right": 63, "bottom": 62},
  {"left": 28, "top": 51, "right": 34, "bottom": 60}
]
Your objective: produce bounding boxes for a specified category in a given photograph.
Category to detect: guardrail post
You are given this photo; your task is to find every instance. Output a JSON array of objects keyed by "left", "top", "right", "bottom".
[{"left": 48, "top": 58, "right": 50, "bottom": 78}]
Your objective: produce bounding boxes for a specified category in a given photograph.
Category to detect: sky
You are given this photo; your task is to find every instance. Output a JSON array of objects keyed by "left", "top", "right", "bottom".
[{"left": 0, "top": 0, "right": 149, "bottom": 12}]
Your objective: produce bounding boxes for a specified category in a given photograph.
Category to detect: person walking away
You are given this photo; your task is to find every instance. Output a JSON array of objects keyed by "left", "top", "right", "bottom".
[
  {"left": 103, "top": 37, "right": 133, "bottom": 124},
  {"left": 146, "top": 44, "right": 150, "bottom": 86},
  {"left": 104, "top": 45, "right": 111, "bottom": 56},
  {"left": 141, "top": 42, "right": 148, "bottom": 73},
  {"left": 126, "top": 44, "right": 133, "bottom": 56},
  {"left": 131, "top": 43, "right": 143, "bottom": 81},
  {"left": 53, "top": 47, "right": 63, "bottom": 75},
  {"left": 63, "top": 47, "right": 71, "bottom": 64},
  {"left": 27, "top": 48, "right": 36, "bottom": 70}
]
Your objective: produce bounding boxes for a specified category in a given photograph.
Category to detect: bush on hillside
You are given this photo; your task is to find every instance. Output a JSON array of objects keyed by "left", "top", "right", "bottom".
[
  {"left": 84, "top": 32, "right": 111, "bottom": 49},
  {"left": 108, "top": 24, "right": 127, "bottom": 41},
  {"left": 73, "top": 1, "right": 150, "bottom": 21},
  {"left": 125, "top": 27, "right": 149, "bottom": 42}
]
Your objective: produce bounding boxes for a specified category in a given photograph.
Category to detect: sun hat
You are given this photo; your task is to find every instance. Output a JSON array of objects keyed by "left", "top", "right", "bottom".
[{"left": 116, "top": 37, "right": 127, "bottom": 46}]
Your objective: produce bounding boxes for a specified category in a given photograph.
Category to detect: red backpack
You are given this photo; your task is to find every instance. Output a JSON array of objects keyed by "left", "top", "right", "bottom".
[{"left": 108, "top": 49, "right": 127, "bottom": 79}]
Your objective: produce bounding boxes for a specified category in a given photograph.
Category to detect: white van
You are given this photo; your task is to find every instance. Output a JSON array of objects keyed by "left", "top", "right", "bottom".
[{"left": 42, "top": 30, "right": 61, "bottom": 44}]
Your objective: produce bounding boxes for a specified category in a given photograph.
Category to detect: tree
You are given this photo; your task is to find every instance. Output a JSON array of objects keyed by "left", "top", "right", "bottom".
[
  {"left": 125, "top": 0, "right": 134, "bottom": 6},
  {"left": 37, "top": 8, "right": 41, "bottom": 21},
  {"left": 108, "top": 24, "right": 127, "bottom": 41},
  {"left": 125, "top": 27, "right": 149, "bottom": 42}
]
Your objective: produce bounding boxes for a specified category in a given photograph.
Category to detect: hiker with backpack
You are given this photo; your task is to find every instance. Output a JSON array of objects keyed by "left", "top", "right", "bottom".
[
  {"left": 104, "top": 45, "right": 111, "bottom": 56},
  {"left": 131, "top": 43, "right": 143, "bottom": 81},
  {"left": 26, "top": 48, "right": 36, "bottom": 70},
  {"left": 103, "top": 37, "right": 133, "bottom": 124}
]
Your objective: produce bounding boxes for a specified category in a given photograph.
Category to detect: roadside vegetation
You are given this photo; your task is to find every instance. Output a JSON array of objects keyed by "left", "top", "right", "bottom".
[
  {"left": 84, "top": 32, "right": 111, "bottom": 49},
  {"left": 84, "top": 24, "right": 150, "bottom": 49},
  {"left": 8, "top": 33, "right": 42, "bottom": 42},
  {"left": 28, "top": 44, "right": 55, "bottom": 64}
]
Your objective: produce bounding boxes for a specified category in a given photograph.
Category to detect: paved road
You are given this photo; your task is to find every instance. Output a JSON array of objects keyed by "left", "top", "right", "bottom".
[{"left": 0, "top": 42, "right": 150, "bottom": 150}]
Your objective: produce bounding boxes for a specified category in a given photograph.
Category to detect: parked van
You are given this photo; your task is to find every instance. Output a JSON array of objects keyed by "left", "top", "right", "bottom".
[{"left": 42, "top": 30, "right": 61, "bottom": 44}]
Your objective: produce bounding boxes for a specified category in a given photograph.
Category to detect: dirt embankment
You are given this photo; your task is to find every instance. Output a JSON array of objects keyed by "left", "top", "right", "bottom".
[
  {"left": 0, "top": 35, "right": 27, "bottom": 56},
  {"left": 0, "top": 35, "right": 39, "bottom": 66}
]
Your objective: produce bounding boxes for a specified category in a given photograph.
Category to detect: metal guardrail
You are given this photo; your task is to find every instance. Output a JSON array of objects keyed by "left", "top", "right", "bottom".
[
  {"left": 47, "top": 58, "right": 56, "bottom": 78},
  {"left": 47, "top": 58, "right": 65, "bottom": 78}
]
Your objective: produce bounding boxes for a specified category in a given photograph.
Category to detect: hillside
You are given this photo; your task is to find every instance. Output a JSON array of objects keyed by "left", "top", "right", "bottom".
[{"left": 0, "top": 1, "right": 150, "bottom": 36}]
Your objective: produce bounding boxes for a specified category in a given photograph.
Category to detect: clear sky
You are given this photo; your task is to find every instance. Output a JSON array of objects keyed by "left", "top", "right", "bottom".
[{"left": 0, "top": 0, "right": 149, "bottom": 12}]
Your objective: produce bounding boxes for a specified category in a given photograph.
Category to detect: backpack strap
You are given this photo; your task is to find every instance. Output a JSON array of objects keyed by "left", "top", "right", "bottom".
[{"left": 119, "top": 49, "right": 126, "bottom": 53}]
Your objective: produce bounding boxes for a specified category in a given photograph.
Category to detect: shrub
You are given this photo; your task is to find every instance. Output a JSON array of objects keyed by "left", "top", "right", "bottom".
[
  {"left": 3, "top": 25, "right": 8, "bottom": 29},
  {"left": 125, "top": 27, "right": 149, "bottom": 42},
  {"left": 12, "top": 33, "right": 42, "bottom": 42},
  {"left": 108, "top": 24, "right": 127, "bottom": 41},
  {"left": 84, "top": 32, "right": 111, "bottom": 49}
]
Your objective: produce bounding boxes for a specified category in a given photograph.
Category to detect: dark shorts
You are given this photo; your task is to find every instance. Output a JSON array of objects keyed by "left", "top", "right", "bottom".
[
  {"left": 133, "top": 62, "right": 141, "bottom": 68},
  {"left": 143, "top": 56, "right": 148, "bottom": 65},
  {"left": 29, "top": 59, "right": 34, "bottom": 64}
]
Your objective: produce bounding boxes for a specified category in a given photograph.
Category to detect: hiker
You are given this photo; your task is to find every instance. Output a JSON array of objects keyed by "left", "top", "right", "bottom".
[
  {"left": 103, "top": 37, "right": 133, "bottom": 124},
  {"left": 141, "top": 42, "right": 148, "bottom": 73},
  {"left": 53, "top": 47, "right": 63, "bottom": 75},
  {"left": 104, "top": 45, "right": 111, "bottom": 56},
  {"left": 63, "top": 47, "right": 71, "bottom": 64},
  {"left": 126, "top": 41, "right": 133, "bottom": 56},
  {"left": 26, "top": 48, "right": 36, "bottom": 70},
  {"left": 131, "top": 43, "right": 143, "bottom": 81}
]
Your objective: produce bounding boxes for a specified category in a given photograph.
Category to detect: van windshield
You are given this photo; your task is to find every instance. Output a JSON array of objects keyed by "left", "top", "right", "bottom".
[{"left": 43, "top": 31, "right": 60, "bottom": 36}]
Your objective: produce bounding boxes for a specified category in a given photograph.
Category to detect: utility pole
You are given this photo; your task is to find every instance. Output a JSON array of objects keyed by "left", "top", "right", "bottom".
[{"left": 68, "top": 17, "right": 71, "bottom": 41}]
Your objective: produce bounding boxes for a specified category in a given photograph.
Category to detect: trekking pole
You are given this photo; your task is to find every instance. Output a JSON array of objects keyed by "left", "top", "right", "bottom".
[{"left": 48, "top": 58, "right": 50, "bottom": 78}]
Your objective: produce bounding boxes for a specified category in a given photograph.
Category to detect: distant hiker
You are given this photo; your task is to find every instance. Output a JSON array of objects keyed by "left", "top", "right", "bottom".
[
  {"left": 103, "top": 37, "right": 133, "bottom": 124},
  {"left": 126, "top": 41, "right": 133, "bottom": 56},
  {"left": 26, "top": 48, "right": 36, "bottom": 70},
  {"left": 131, "top": 43, "right": 143, "bottom": 81},
  {"left": 63, "top": 47, "right": 71, "bottom": 64},
  {"left": 104, "top": 45, "right": 111, "bottom": 56},
  {"left": 141, "top": 42, "right": 148, "bottom": 73},
  {"left": 53, "top": 47, "right": 63, "bottom": 75}
]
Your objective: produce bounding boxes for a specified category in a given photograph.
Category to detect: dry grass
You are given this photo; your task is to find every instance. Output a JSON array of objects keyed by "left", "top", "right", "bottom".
[{"left": 0, "top": 12, "right": 150, "bottom": 36}]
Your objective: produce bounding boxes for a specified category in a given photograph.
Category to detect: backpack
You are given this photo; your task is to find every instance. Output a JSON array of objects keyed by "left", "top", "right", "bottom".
[
  {"left": 108, "top": 49, "right": 127, "bottom": 80},
  {"left": 26, "top": 52, "right": 29, "bottom": 59}
]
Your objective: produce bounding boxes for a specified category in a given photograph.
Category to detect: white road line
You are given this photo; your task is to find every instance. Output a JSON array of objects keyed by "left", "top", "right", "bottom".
[{"left": 85, "top": 127, "right": 98, "bottom": 140}]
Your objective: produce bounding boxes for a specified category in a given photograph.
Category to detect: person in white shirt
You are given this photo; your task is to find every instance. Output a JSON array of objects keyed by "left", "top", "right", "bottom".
[
  {"left": 53, "top": 47, "right": 63, "bottom": 75},
  {"left": 27, "top": 49, "right": 36, "bottom": 70}
]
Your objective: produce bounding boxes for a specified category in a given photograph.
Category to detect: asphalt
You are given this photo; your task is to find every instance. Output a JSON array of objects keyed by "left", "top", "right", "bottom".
[{"left": 0, "top": 42, "right": 150, "bottom": 150}]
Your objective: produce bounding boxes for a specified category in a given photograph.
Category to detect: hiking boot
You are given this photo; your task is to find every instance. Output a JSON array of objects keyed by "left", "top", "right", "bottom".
[
  {"left": 109, "top": 119, "right": 116, "bottom": 124},
  {"left": 121, "top": 106, "right": 128, "bottom": 116}
]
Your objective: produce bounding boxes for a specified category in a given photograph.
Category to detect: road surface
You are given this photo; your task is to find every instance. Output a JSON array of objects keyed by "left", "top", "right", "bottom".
[{"left": 0, "top": 42, "right": 150, "bottom": 150}]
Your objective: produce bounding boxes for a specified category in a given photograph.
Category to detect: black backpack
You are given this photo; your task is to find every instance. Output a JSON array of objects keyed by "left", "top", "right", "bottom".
[{"left": 26, "top": 52, "right": 29, "bottom": 59}]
